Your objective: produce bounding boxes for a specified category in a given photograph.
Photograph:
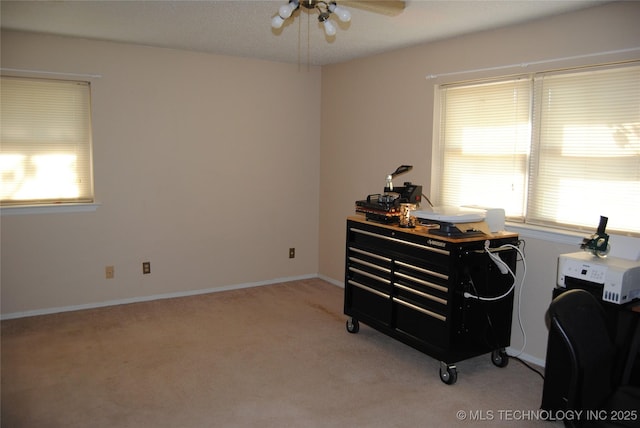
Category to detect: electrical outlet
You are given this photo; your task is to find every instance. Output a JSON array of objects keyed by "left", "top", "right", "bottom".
[
  {"left": 289, "top": 248, "right": 295, "bottom": 259},
  {"left": 142, "top": 262, "right": 151, "bottom": 274},
  {"left": 105, "top": 266, "right": 115, "bottom": 279}
]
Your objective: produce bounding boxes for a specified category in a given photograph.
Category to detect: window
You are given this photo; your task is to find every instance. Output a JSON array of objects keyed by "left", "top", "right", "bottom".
[
  {"left": 1, "top": 76, "right": 94, "bottom": 206},
  {"left": 433, "top": 63, "right": 640, "bottom": 235}
]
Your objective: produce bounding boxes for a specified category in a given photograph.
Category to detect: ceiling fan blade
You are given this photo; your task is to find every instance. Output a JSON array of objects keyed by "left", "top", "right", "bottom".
[{"left": 342, "top": 1, "right": 406, "bottom": 16}]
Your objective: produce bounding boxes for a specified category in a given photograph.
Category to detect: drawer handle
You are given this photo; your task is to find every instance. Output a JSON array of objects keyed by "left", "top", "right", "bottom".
[
  {"left": 394, "top": 283, "right": 448, "bottom": 305},
  {"left": 349, "top": 280, "right": 390, "bottom": 299},
  {"left": 350, "top": 228, "right": 450, "bottom": 256},
  {"left": 395, "top": 272, "right": 448, "bottom": 293},
  {"left": 348, "top": 267, "right": 391, "bottom": 285},
  {"left": 393, "top": 297, "right": 446, "bottom": 322},
  {"left": 349, "top": 257, "right": 391, "bottom": 274},
  {"left": 349, "top": 247, "right": 392, "bottom": 263},
  {"left": 395, "top": 260, "right": 448, "bottom": 280}
]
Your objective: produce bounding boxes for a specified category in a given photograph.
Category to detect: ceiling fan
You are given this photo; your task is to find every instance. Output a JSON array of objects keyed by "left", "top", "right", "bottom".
[
  {"left": 272, "top": 0, "right": 405, "bottom": 36},
  {"left": 268, "top": 0, "right": 404, "bottom": 65},
  {"left": 342, "top": 0, "right": 406, "bottom": 16}
]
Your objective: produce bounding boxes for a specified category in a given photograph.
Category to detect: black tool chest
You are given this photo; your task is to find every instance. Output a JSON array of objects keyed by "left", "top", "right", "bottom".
[{"left": 343, "top": 216, "right": 519, "bottom": 384}]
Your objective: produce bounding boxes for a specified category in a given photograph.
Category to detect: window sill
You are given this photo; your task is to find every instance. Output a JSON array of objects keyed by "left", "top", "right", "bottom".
[
  {"left": 1, "top": 203, "right": 101, "bottom": 216},
  {"left": 504, "top": 222, "right": 584, "bottom": 246},
  {"left": 505, "top": 222, "right": 640, "bottom": 261}
]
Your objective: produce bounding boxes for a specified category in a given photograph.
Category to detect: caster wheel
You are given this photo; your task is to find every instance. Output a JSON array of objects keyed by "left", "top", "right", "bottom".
[
  {"left": 346, "top": 318, "right": 360, "bottom": 334},
  {"left": 439, "top": 364, "right": 457, "bottom": 385},
  {"left": 491, "top": 349, "right": 509, "bottom": 368}
]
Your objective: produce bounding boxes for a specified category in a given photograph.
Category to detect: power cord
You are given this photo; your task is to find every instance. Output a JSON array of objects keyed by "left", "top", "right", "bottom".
[
  {"left": 510, "top": 240, "right": 527, "bottom": 358},
  {"left": 510, "top": 355, "right": 545, "bottom": 380},
  {"left": 466, "top": 267, "right": 542, "bottom": 379},
  {"left": 462, "top": 240, "right": 521, "bottom": 302},
  {"left": 463, "top": 240, "right": 528, "bottom": 358}
]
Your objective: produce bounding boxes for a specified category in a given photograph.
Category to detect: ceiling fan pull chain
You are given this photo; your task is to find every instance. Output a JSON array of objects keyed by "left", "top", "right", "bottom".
[{"left": 307, "top": 10, "right": 311, "bottom": 71}]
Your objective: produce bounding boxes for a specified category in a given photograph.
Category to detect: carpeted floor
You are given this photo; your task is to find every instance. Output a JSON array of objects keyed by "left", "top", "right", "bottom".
[{"left": 1, "top": 278, "right": 562, "bottom": 427}]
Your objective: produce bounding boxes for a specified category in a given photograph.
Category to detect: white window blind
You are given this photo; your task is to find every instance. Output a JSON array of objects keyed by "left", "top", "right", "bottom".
[
  {"left": 528, "top": 65, "right": 640, "bottom": 233},
  {"left": 436, "top": 78, "right": 531, "bottom": 220},
  {"left": 1, "top": 76, "right": 94, "bottom": 206},
  {"left": 434, "top": 63, "right": 640, "bottom": 235}
]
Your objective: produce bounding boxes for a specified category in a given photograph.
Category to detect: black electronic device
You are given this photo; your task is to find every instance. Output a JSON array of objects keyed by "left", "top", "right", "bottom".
[
  {"left": 355, "top": 165, "right": 422, "bottom": 224},
  {"left": 580, "top": 215, "right": 611, "bottom": 257},
  {"left": 426, "top": 220, "right": 484, "bottom": 238}
]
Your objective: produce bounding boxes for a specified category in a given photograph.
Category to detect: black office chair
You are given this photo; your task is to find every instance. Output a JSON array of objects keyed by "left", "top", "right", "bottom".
[{"left": 547, "top": 289, "right": 640, "bottom": 428}]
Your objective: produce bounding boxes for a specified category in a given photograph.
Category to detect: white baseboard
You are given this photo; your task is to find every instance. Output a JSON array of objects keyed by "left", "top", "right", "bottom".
[
  {"left": 1, "top": 274, "right": 318, "bottom": 320},
  {"left": 318, "top": 274, "right": 343, "bottom": 288},
  {"left": 507, "top": 347, "right": 546, "bottom": 368}
]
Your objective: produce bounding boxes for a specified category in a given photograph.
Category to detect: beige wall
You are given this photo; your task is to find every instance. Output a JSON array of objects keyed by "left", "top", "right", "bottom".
[
  {"left": 1, "top": 31, "right": 321, "bottom": 316},
  {"left": 319, "top": 1, "right": 640, "bottom": 364}
]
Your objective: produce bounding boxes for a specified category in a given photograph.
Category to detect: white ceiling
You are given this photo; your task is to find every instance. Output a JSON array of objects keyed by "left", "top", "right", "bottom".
[{"left": 1, "top": 0, "right": 609, "bottom": 66}]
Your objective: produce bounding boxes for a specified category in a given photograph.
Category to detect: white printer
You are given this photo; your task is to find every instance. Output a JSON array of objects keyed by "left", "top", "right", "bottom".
[{"left": 557, "top": 251, "right": 640, "bottom": 304}]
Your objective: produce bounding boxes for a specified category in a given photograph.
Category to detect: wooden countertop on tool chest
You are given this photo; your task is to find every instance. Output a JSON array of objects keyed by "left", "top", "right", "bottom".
[{"left": 347, "top": 215, "right": 518, "bottom": 243}]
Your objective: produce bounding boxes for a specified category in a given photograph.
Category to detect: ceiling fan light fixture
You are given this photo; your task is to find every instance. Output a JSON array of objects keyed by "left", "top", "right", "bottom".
[
  {"left": 271, "top": 0, "right": 350, "bottom": 37},
  {"left": 328, "top": 2, "right": 351, "bottom": 22},
  {"left": 278, "top": 1, "right": 298, "bottom": 19},
  {"left": 271, "top": 15, "right": 286, "bottom": 29},
  {"left": 318, "top": 13, "right": 337, "bottom": 36}
]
